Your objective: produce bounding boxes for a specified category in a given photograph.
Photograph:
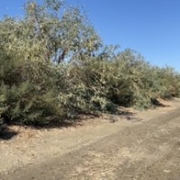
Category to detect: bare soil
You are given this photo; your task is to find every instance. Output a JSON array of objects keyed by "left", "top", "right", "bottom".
[{"left": 1, "top": 98, "right": 180, "bottom": 180}]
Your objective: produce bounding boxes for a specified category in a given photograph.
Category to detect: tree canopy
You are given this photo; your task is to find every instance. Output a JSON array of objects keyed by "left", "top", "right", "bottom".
[{"left": 0, "top": 0, "right": 180, "bottom": 128}]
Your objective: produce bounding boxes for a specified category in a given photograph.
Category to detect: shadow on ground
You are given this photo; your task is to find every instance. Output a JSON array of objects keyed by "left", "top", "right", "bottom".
[
  {"left": 0, "top": 125, "right": 18, "bottom": 140},
  {"left": 151, "top": 99, "right": 170, "bottom": 107}
]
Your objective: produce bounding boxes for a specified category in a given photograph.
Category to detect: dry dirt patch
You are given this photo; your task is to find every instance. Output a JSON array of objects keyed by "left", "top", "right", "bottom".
[{"left": 0, "top": 98, "right": 180, "bottom": 176}]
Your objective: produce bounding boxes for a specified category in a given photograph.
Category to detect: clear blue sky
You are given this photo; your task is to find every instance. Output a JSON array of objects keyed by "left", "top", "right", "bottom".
[{"left": 0, "top": 0, "right": 180, "bottom": 71}]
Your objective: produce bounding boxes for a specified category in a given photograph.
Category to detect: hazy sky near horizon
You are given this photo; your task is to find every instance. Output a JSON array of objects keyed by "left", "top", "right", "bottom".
[{"left": 0, "top": 0, "right": 180, "bottom": 71}]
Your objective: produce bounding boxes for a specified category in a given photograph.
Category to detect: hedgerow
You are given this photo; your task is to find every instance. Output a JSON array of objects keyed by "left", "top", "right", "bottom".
[{"left": 0, "top": 0, "right": 180, "bottom": 130}]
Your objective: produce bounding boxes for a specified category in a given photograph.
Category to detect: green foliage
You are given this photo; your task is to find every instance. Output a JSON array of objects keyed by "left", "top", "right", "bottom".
[
  {"left": 0, "top": 51, "right": 64, "bottom": 126},
  {"left": 0, "top": 0, "right": 180, "bottom": 129}
]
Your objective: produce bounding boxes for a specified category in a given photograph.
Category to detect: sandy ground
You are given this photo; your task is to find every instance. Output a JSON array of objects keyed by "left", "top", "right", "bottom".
[{"left": 1, "top": 98, "right": 180, "bottom": 180}]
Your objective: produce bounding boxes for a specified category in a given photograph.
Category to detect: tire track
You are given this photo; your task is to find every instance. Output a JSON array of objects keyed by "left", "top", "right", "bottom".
[{"left": 2, "top": 108, "right": 180, "bottom": 180}]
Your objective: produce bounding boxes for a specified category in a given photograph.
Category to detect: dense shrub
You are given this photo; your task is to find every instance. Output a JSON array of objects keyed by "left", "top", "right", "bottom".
[{"left": 0, "top": 0, "right": 180, "bottom": 129}]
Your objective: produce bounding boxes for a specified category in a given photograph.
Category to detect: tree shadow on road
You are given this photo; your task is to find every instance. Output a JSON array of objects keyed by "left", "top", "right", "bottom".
[
  {"left": 151, "top": 98, "right": 170, "bottom": 107},
  {"left": 0, "top": 125, "right": 18, "bottom": 140}
]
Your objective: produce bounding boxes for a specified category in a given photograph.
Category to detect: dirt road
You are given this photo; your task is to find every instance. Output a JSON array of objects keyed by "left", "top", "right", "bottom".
[{"left": 1, "top": 101, "right": 180, "bottom": 180}]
